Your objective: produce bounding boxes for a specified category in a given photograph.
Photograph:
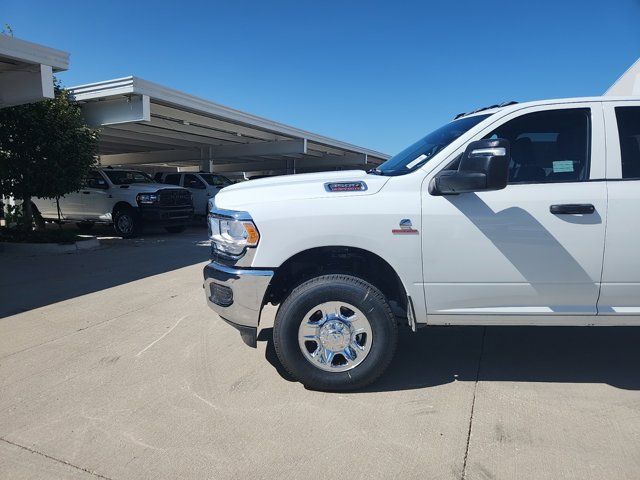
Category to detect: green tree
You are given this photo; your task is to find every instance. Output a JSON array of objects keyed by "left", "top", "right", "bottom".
[{"left": 0, "top": 81, "right": 99, "bottom": 231}]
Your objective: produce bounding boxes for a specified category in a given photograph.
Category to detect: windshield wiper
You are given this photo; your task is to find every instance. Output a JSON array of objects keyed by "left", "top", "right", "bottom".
[{"left": 367, "top": 168, "right": 385, "bottom": 176}]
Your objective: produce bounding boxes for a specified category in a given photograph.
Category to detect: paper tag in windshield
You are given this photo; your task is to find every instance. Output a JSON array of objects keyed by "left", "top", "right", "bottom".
[
  {"left": 406, "top": 154, "right": 429, "bottom": 169},
  {"left": 553, "top": 160, "right": 574, "bottom": 173}
]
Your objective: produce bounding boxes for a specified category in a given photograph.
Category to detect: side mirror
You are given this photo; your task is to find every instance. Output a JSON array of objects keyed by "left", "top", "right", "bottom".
[{"left": 429, "top": 139, "right": 510, "bottom": 195}]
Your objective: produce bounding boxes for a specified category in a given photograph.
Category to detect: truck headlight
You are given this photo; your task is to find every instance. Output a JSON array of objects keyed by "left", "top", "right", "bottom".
[
  {"left": 208, "top": 213, "right": 260, "bottom": 256},
  {"left": 137, "top": 193, "right": 158, "bottom": 205}
]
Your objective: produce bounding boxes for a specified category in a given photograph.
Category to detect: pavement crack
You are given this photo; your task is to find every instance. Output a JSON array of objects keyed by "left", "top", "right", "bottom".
[
  {"left": 461, "top": 326, "right": 487, "bottom": 480},
  {"left": 135, "top": 314, "right": 188, "bottom": 356},
  {"left": 0, "top": 437, "right": 114, "bottom": 479}
]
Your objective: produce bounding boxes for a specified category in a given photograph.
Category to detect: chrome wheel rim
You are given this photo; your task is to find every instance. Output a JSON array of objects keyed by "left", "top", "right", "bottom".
[
  {"left": 298, "top": 301, "right": 373, "bottom": 372},
  {"left": 117, "top": 214, "right": 133, "bottom": 234}
]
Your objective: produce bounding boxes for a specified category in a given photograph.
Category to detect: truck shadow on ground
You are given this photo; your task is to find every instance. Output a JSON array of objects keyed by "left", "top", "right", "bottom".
[
  {"left": 0, "top": 224, "right": 210, "bottom": 318},
  {"left": 258, "top": 326, "right": 640, "bottom": 391}
]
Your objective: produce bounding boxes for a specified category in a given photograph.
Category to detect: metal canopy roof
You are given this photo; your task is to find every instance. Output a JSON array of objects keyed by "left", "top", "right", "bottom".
[
  {"left": 605, "top": 57, "right": 640, "bottom": 96},
  {"left": 0, "top": 36, "right": 69, "bottom": 108},
  {"left": 69, "top": 76, "right": 390, "bottom": 176}
]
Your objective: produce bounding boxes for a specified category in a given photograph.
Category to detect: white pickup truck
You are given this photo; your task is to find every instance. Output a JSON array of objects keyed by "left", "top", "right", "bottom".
[
  {"left": 204, "top": 96, "right": 640, "bottom": 391},
  {"left": 33, "top": 168, "right": 194, "bottom": 237},
  {"left": 154, "top": 172, "right": 232, "bottom": 216}
]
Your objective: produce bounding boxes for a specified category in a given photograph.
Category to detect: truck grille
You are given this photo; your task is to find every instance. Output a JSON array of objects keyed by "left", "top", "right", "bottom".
[{"left": 158, "top": 189, "right": 192, "bottom": 207}]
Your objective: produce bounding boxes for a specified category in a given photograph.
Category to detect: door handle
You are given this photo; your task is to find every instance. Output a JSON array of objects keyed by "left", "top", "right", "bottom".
[
  {"left": 82, "top": 191, "right": 91, "bottom": 194},
  {"left": 550, "top": 204, "right": 595, "bottom": 215}
]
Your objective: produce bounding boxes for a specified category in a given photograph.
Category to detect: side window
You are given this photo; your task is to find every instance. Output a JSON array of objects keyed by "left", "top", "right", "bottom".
[
  {"left": 485, "top": 108, "right": 591, "bottom": 184},
  {"left": 615, "top": 107, "right": 640, "bottom": 179},
  {"left": 164, "top": 174, "right": 181, "bottom": 185},
  {"left": 84, "top": 171, "right": 108, "bottom": 189},
  {"left": 184, "top": 174, "right": 205, "bottom": 189},
  {"left": 210, "top": 175, "right": 229, "bottom": 187}
]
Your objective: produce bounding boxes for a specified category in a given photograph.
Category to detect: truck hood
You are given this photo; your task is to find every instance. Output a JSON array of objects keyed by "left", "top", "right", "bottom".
[{"left": 214, "top": 170, "right": 390, "bottom": 209}]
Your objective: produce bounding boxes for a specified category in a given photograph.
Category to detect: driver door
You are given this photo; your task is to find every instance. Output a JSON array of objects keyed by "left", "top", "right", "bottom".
[
  {"left": 182, "top": 173, "right": 207, "bottom": 215},
  {"left": 79, "top": 171, "right": 111, "bottom": 219},
  {"left": 421, "top": 103, "right": 607, "bottom": 322}
]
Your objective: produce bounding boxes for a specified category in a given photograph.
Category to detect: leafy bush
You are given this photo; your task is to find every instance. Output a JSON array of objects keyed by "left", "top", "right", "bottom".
[{"left": 0, "top": 80, "right": 99, "bottom": 231}]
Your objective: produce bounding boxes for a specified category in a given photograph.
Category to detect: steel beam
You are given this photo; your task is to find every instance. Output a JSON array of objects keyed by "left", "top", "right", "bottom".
[
  {"left": 100, "top": 127, "right": 207, "bottom": 149},
  {"left": 210, "top": 153, "right": 366, "bottom": 173},
  {"left": 315, "top": 153, "right": 367, "bottom": 165},
  {"left": 99, "top": 149, "right": 200, "bottom": 165},
  {"left": 151, "top": 103, "right": 280, "bottom": 142},
  {"left": 148, "top": 116, "right": 251, "bottom": 143},
  {"left": 211, "top": 160, "right": 287, "bottom": 173},
  {"left": 81, "top": 94, "right": 150, "bottom": 127},
  {"left": 213, "top": 139, "right": 306, "bottom": 159},
  {"left": 0, "top": 64, "right": 54, "bottom": 108},
  {"left": 105, "top": 122, "right": 234, "bottom": 146},
  {"left": 98, "top": 136, "right": 180, "bottom": 152}
]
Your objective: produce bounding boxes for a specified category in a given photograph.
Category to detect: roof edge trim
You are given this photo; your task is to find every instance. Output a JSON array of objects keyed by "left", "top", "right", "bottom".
[{"left": 0, "top": 35, "right": 69, "bottom": 71}]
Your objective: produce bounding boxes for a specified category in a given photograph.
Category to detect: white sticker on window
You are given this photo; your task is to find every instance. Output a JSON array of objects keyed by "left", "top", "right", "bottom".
[
  {"left": 406, "top": 154, "right": 429, "bottom": 169},
  {"left": 553, "top": 160, "right": 574, "bottom": 173}
]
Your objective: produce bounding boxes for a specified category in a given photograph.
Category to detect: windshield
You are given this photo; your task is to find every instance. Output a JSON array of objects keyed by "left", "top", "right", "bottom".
[
  {"left": 375, "top": 114, "right": 491, "bottom": 175},
  {"left": 104, "top": 170, "right": 154, "bottom": 185},
  {"left": 199, "top": 173, "right": 232, "bottom": 187}
]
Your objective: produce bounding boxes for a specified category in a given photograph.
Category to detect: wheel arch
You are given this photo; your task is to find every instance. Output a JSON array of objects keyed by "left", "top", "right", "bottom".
[
  {"left": 263, "top": 246, "right": 410, "bottom": 321},
  {"left": 112, "top": 201, "right": 134, "bottom": 217}
]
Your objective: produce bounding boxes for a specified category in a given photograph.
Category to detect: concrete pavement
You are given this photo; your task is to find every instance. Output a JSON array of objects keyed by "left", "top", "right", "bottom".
[{"left": 1, "top": 226, "right": 639, "bottom": 479}]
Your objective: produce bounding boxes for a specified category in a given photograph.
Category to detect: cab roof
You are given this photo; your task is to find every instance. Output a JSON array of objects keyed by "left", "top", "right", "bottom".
[{"left": 458, "top": 95, "right": 640, "bottom": 120}]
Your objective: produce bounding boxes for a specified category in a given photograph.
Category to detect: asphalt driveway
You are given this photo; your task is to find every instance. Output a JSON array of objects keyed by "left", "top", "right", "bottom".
[{"left": 1, "top": 226, "right": 639, "bottom": 479}]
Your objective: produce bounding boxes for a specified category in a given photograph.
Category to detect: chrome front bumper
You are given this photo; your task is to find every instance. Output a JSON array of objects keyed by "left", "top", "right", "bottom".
[{"left": 203, "top": 261, "right": 274, "bottom": 347}]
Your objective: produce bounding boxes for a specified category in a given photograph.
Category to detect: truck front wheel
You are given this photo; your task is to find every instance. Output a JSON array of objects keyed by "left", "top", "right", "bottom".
[
  {"left": 113, "top": 207, "right": 139, "bottom": 238},
  {"left": 273, "top": 274, "right": 398, "bottom": 391}
]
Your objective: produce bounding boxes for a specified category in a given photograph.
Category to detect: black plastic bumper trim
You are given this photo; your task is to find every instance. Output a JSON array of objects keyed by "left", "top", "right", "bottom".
[{"left": 219, "top": 316, "right": 257, "bottom": 348}]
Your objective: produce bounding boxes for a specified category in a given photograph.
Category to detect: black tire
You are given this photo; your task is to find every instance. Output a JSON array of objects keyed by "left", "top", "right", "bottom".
[
  {"left": 76, "top": 221, "right": 95, "bottom": 232},
  {"left": 165, "top": 226, "right": 186, "bottom": 234},
  {"left": 273, "top": 274, "right": 398, "bottom": 391},
  {"left": 113, "top": 207, "right": 139, "bottom": 238}
]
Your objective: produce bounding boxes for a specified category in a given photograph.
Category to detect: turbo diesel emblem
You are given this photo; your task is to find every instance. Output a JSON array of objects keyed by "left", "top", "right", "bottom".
[
  {"left": 392, "top": 219, "right": 419, "bottom": 235},
  {"left": 324, "top": 181, "right": 368, "bottom": 192}
]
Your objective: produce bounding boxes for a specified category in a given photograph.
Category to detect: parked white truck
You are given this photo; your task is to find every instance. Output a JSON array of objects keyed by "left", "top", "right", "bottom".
[
  {"left": 204, "top": 96, "right": 640, "bottom": 391},
  {"left": 154, "top": 172, "right": 232, "bottom": 216},
  {"left": 33, "top": 168, "right": 194, "bottom": 237}
]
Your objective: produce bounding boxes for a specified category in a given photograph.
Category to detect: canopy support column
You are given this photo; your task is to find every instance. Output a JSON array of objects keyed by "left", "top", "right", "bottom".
[{"left": 200, "top": 146, "right": 214, "bottom": 172}]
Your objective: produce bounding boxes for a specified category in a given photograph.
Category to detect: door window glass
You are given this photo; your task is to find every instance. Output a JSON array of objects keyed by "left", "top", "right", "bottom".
[
  {"left": 615, "top": 107, "right": 640, "bottom": 179},
  {"left": 103, "top": 170, "right": 154, "bottom": 185},
  {"left": 164, "top": 174, "right": 181, "bottom": 185},
  {"left": 199, "top": 174, "right": 232, "bottom": 187},
  {"left": 485, "top": 108, "right": 591, "bottom": 184},
  {"left": 84, "top": 171, "right": 108, "bottom": 189},
  {"left": 184, "top": 174, "right": 205, "bottom": 189}
]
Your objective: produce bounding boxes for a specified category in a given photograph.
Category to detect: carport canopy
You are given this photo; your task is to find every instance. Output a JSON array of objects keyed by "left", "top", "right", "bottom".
[
  {"left": 69, "top": 77, "right": 390, "bottom": 177},
  {"left": 605, "top": 57, "right": 640, "bottom": 96},
  {"left": 0, "top": 36, "right": 69, "bottom": 108}
]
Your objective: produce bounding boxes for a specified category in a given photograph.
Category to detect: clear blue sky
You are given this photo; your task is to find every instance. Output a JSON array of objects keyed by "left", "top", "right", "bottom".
[{"left": 4, "top": 0, "right": 640, "bottom": 154}]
